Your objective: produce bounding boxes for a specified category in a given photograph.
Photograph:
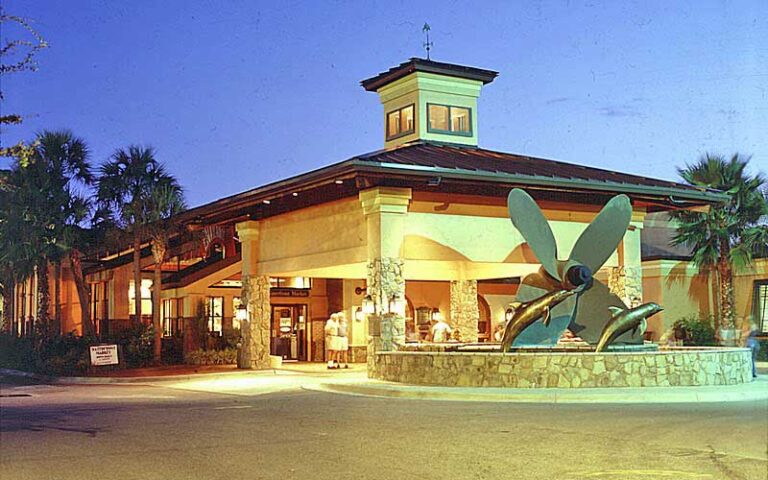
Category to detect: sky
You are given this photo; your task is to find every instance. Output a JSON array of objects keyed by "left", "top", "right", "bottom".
[{"left": 2, "top": 0, "right": 767, "bottom": 208}]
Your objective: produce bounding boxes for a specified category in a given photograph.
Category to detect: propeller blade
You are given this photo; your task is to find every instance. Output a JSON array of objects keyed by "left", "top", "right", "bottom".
[
  {"left": 569, "top": 279, "right": 641, "bottom": 345},
  {"left": 568, "top": 194, "right": 632, "bottom": 273},
  {"left": 507, "top": 189, "right": 560, "bottom": 280},
  {"left": 510, "top": 271, "right": 575, "bottom": 346}
]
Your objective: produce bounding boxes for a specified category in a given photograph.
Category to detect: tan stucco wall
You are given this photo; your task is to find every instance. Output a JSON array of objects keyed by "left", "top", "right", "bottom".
[{"left": 642, "top": 258, "right": 767, "bottom": 338}]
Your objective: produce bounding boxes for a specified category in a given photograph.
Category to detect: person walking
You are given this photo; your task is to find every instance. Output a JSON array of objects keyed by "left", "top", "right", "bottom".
[
  {"left": 325, "top": 313, "right": 340, "bottom": 369},
  {"left": 337, "top": 311, "right": 350, "bottom": 368},
  {"left": 744, "top": 321, "right": 761, "bottom": 379},
  {"left": 431, "top": 315, "right": 452, "bottom": 343}
]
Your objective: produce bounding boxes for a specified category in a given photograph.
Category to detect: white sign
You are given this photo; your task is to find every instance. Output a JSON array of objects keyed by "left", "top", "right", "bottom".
[{"left": 90, "top": 344, "right": 119, "bottom": 366}]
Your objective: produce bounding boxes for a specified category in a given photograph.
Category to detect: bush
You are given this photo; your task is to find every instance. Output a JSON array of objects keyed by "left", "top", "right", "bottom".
[
  {"left": 0, "top": 334, "right": 36, "bottom": 372},
  {"left": 185, "top": 347, "right": 237, "bottom": 365},
  {"left": 757, "top": 339, "right": 768, "bottom": 362},
  {"left": 0, "top": 323, "right": 158, "bottom": 376},
  {"left": 672, "top": 315, "right": 717, "bottom": 346}
]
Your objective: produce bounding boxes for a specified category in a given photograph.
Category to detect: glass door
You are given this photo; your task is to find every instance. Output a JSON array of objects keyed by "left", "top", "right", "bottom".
[{"left": 270, "top": 304, "right": 308, "bottom": 361}]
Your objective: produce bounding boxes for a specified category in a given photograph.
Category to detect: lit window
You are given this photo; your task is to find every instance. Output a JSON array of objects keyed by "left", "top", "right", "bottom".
[
  {"left": 427, "top": 103, "right": 472, "bottom": 136},
  {"left": 129, "top": 279, "right": 153, "bottom": 316},
  {"left": 755, "top": 281, "right": 768, "bottom": 333},
  {"left": 207, "top": 296, "right": 223, "bottom": 334},
  {"left": 386, "top": 104, "right": 415, "bottom": 139}
]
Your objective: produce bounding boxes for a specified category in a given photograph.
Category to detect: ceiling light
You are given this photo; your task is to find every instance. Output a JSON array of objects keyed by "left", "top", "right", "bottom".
[
  {"left": 262, "top": 200, "right": 271, "bottom": 205},
  {"left": 335, "top": 180, "right": 343, "bottom": 185},
  {"left": 292, "top": 192, "right": 298, "bottom": 197}
]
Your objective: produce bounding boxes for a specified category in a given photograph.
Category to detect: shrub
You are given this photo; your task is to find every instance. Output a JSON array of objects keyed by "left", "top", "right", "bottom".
[
  {"left": 757, "top": 339, "right": 768, "bottom": 362},
  {"left": 185, "top": 347, "right": 237, "bottom": 365},
  {"left": 672, "top": 315, "right": 717, "bottom": 346},
  {"left": 0, "top": 334, "right": 36, "bottom": 372}
]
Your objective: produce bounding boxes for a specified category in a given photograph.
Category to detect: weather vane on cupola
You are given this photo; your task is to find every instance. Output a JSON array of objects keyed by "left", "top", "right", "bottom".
[{"left": 422, "top": 22, "right": 433, "bottom": 60}]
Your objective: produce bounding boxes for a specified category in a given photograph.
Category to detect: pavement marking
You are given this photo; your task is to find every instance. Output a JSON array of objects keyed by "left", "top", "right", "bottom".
[
  {"left": 574, "top": 470, "right": 712, "bottom": 478},
  {"left": 213, "top": 405, "right": 253, "bottom": 410}
]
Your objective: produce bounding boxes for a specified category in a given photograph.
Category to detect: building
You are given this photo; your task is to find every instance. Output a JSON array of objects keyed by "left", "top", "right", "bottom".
[{"left": 7, "top": 58, "right": 766, "bottom": 365}]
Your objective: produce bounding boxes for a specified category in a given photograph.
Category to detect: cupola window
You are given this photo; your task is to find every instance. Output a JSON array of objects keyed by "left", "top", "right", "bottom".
[
  {"left": 386, "top": 104, "right": 415, "bottom": 140},
  {"left": 427, "top": 104, "right": 472, "bottom": 136}
]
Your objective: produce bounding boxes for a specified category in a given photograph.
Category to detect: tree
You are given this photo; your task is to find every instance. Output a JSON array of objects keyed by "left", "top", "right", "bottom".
[
  {"left": 147, "top": 185, "right": 186, "bottom": 361},
  {"left": 97, "top": 146, "right": 185, "bottom": 362},
  {"left": 671, "top": 153, "right": 768, "bottom": 337},
  {"left": 5, "top": 131, "right": 94, "bottom": 337},
  {"left": 0, "top": 8, "right": 48, "bottom": 160}
]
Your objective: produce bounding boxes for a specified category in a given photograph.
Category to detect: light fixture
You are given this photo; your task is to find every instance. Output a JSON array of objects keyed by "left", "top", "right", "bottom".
[
  {"left": 431, "top": 308, "right": 443, "bottom": 322},
  {"left": 505, "top": 307, "right": 515, "bottom": 322},
  {"left": 354, "top": 307, "right": 364, "bottom": 322},
  {"left": 354, "top": 286, "right": 366, "bottom": 295},
  {"left": 292, "top": 192, "right": 298, "bottom": 197},
  {"left": 262, "top": 200, "right": 271, "bottom": 205},
  {"left": 335, "top": 180, "right": 343, "bottom": 185},
  {"left": 236, "top": 304, "right": 248, "bottom": 322},
  {"left": 362, "top": 295, "right": 375, "bottom": 315},
  {"left": 427, "top": 176, "right": 442, "bottom": 187}
]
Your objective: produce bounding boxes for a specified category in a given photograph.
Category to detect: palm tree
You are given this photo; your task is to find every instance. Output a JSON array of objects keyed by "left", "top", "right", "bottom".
[
  {"left": 0, "top": 131, "right": 93, "bottom": 337},
  {"left": 147, "top": 185, "right": 186, "bottom": 360},
  {"left": 97, "top": 146, "right": 184, "bottom": 362},
  {"left": 670, "top": 153, "right": 768, "bottom": 338},
  {"left": 30, "top": 131, "right": 94, "bottom": 336}
]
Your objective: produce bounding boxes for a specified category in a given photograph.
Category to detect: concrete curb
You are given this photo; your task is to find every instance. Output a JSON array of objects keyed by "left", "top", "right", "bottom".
[
  {"left": 306, "top": 377, "right": 768, "bottom": 404},
  {"left": 0, "top": 366, "right": 359, "bottom": 385}
]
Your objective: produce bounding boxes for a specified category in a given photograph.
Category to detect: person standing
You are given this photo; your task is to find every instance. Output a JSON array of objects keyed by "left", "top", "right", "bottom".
[
  {"left": 337, "top": 311, "right": 350, "bottom": 368},
  {"left": 744, "top": 321, "right": 761, "bottom": 379},
  {"left": 324, "top": 313, "right": 340, "bottom": 369},
  {"left": 431, "top": 315, "right": 452, "bottom": 343}
]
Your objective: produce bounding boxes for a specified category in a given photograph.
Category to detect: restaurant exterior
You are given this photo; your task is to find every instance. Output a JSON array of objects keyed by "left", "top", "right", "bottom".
[{"left": 7, "top": 58, "right": 764, "bottom": 365}]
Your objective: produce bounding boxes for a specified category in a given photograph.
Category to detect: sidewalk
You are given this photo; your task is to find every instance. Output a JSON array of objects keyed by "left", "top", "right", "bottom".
[
  {"left": 306, "top": 374, "right": 768, "bottom": 404},
  {"left": 1, "top": 362, "right": 367, "bottom": 385},
  {"left": 3, "top": 363, "right": 766, "bottom": 404}
]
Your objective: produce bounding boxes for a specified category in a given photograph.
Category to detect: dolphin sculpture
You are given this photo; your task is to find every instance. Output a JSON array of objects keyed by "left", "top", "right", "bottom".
[
  {"left": 500, "top": 288, "right": 583, "bottom": 352},
  {"left": 595, "top": 303, "right": 663, "bottom": 352}
]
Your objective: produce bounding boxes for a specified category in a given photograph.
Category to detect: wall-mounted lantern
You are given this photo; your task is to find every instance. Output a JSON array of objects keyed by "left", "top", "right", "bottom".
[
  {"left": 354, "top": 307, "right": 364, "bottom": 322},
  {"left": 362, "top": 295, "right": 375, "bottom": 315},
  {"left": 431, "top": 308, "right": 443, "bottom": 322},
  {"left": 236, "top": 304, "right": 248, "bottom": 322},
  {"left": 504, "top": 307, "right": 515, "bottom": 322}
]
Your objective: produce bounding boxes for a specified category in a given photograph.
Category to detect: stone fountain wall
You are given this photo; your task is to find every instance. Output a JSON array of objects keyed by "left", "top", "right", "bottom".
[{"left": 368, "top": 347, "right": 752, "bottom": 388}]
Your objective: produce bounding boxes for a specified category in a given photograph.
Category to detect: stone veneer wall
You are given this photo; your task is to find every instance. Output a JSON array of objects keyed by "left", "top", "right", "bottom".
[
  {"left": 238, "top": 275, "right": 271, "bottom": 369},
  {"left": 608, "top": 265, "right": 643, "bottom": 308},
  {"left": 450, "top": 280, "right": 479, "bottom": 343},
  {"left": 369, "top": 348, "right": 752, "bottom": 388}
]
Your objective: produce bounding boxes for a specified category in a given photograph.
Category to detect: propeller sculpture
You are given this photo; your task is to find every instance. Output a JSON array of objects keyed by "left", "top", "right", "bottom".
[{"left": 501, "top": 188, "right": 645, "bottom": 349}]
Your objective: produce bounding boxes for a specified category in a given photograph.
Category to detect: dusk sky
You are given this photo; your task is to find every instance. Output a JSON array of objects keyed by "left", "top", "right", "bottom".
[{"left": 3, "top": 0, "right": 766, "bottom": 208}]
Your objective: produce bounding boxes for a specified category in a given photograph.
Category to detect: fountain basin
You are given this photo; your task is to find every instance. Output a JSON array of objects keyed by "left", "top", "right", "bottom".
[{"left": 368, "top": 345, "right": 752, "bottom": 388}]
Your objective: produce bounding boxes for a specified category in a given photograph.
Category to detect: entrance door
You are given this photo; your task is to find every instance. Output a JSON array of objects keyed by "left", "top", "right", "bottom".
[{"left": 270, "top": 304, "right": 308, "bottom": 361}]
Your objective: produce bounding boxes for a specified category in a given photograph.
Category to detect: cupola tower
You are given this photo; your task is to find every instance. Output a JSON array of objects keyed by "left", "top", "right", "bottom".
[{"left": 361, "top": 58, "right": 498, "bottom": 149}]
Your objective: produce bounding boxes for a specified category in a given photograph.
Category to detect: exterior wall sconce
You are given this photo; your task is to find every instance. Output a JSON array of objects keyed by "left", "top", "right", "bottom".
[
  {"left": 387, "top": 293, "right": 405, "bottom": 316},
  {"left": 236, "top": 304, "right": 248, "bottom": 322},
  {"left": 431, "top": 308, "right": 443, "bottom": 322},
  {"left": 354, "top": 307, "right": 364, "bottom": 322},
  {"left": 362, "top": 295, "right": 375, "bottom": 315},
  {"left": 504, "top": 307, "right": 515, "bottom": 322}
]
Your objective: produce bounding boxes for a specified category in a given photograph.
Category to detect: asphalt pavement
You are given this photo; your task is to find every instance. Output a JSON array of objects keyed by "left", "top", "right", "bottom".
[{"left": 1, "top": 369, "right": 767, "bottom": 480}]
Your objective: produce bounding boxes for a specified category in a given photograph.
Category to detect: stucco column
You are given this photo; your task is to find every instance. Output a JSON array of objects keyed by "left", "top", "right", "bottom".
[
  {"left": 450, "top": 280, "right": 479, "bottom": 342},
  {"left": 359, "top": 187, "right": 411, "bottom": 368},
  {"left": 236, "top": 221, "right": 271, "bottom": 369},
  {"left": 609, "top": 220, "right": 644, "bottom": 308}
]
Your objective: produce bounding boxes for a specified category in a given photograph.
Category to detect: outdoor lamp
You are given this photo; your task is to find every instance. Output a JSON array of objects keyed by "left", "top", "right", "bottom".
[
  {"left": 354, "top": 307, "right": 364, "bottom": 322},
  {"left": 505, "top": 307, "right": 515, "bottom": 322},
  {"left": 388, "top": 294, "right": 404, "bottom": 315},
  {"left": 236, "top": 304, "right": 248, "bottom": 322},
  {"left": 362, "top": 295, "right": 375, "bottom": 315},
  {"left": 431, "top": 308, "right": 443, "bottom": 322}
]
